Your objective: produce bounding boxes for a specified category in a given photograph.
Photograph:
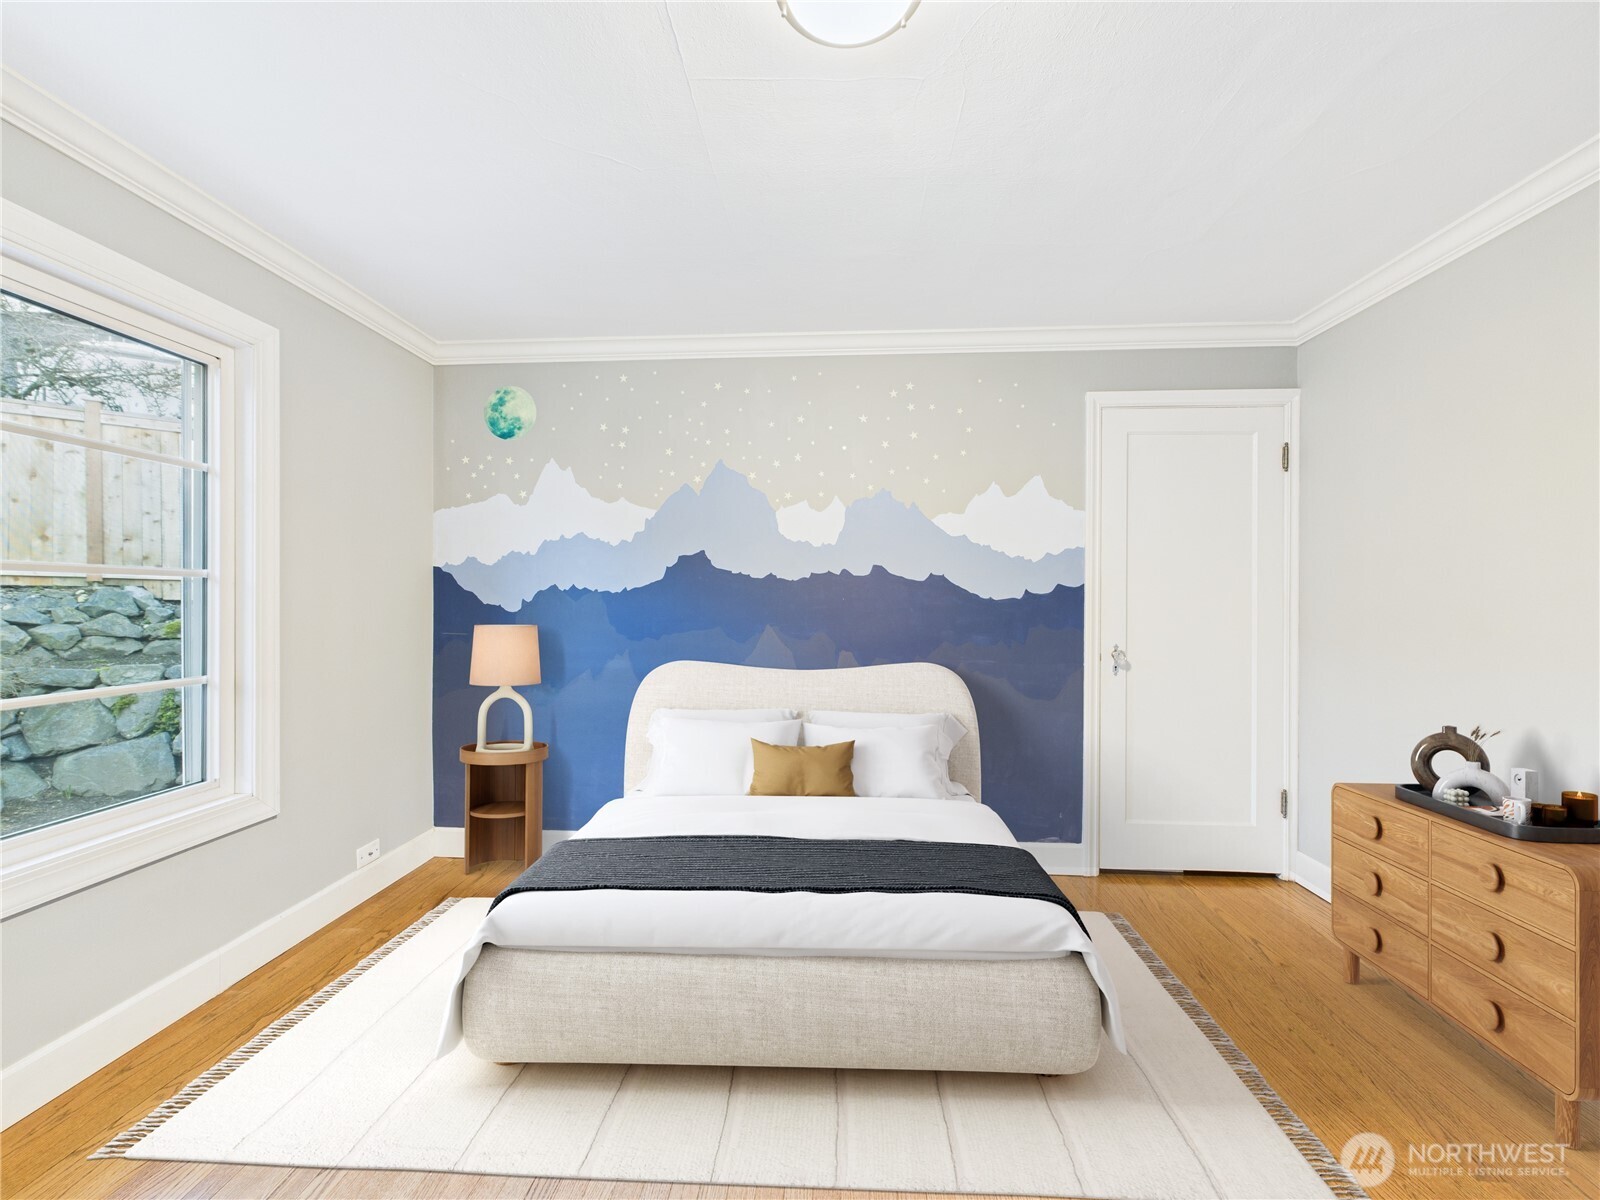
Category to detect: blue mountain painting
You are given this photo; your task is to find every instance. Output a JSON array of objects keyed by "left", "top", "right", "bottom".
[{"left": 433, "top": 551, "right": 1084, "bottom": 843}]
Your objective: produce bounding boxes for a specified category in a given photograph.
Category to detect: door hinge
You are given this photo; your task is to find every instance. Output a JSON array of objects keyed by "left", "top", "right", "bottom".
[
  {"left": 1280, "top": 788, "right": 1289, "bottom": 818},
  {"left": 1281, "top": 442, "right": 1290, "bottom": 472}
]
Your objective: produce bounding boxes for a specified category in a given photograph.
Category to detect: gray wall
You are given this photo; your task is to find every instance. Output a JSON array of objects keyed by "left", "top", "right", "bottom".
[
  {"left": 0, "top": 125, "right": 436, "bottom": 1066},
  {"left": 1297, "top": 186, "right": 1600, "bottom": 865}
]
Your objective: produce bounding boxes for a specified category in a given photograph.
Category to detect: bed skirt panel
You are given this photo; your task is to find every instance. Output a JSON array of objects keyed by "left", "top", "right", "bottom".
[{"left": 461, "top": 947, "right": 1103, "bottom": 1074}]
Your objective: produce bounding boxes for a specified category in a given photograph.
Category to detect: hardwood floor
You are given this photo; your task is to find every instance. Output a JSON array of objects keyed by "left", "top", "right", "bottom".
[{"left": 2, "top": 861, "right": 1594, "bottom": 1200}]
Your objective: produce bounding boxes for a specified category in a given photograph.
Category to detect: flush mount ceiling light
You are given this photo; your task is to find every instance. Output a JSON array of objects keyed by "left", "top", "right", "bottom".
[{"left": 777, "top": 1, "right": 921, "bottom": 49}]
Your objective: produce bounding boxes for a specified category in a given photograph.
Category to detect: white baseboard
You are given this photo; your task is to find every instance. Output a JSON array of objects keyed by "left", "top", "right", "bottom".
[
  {"left": 0, "top": 826, "right": 437, "bottom": 1129},
  {"left": 1290, "top": 850, "right": 1332, "bottom": 902},
  {"left": 1022, "top": 840, "right": 1094, "bottom": 876}
]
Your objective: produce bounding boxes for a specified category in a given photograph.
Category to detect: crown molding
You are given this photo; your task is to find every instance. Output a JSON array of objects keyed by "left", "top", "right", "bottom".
[
  {"left": 430, "top": 321, "right": 1299, "bottom": 364},
  {"left": 0, "top": 68, "right": 439, "bottom": 364},
  {"left": 3, "top": 68, "right": 1591, "bottom": 365},
  {"left": 1292, "top": 137, "right": 1599, "bottom": 343}
]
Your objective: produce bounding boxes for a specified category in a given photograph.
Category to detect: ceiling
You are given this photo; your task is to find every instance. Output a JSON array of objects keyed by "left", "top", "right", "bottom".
[{"left": 2, "top": 2, "right": 1595, "bottom": 349}]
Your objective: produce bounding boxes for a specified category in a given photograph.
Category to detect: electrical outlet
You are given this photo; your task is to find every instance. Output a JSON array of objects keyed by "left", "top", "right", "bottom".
[{"left": 356, "top": 839, "right": 380, "bottom": 869}]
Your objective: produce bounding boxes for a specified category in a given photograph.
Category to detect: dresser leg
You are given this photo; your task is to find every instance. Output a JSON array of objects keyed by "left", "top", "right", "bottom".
[
  {"left": 1342, "top": 948, "right": 1360, "bottom": 984},
  {"left": 1554, "top": 1095, "right": 1580, "bottom": 1148}
]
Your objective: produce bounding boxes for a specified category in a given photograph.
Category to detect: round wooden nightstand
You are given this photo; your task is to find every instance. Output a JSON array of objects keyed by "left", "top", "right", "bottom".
[{"left": 459, "top": 742, "right": 548, "bottom": 872}]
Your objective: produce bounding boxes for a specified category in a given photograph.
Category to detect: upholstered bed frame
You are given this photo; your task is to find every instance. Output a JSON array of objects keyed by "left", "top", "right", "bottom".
[{"left": 461, "top": 661, "right": 1103, "bottom": 1074}]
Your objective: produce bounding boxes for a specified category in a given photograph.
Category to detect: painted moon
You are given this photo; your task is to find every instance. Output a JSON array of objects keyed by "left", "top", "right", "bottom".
[{"left": 485, "top": 386, "right": 536, "bottom": 440}]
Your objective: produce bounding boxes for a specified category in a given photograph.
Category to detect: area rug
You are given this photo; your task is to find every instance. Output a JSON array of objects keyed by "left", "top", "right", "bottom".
[{"left": 98, "top": 898, "right": 1362, "bottom": 1199}]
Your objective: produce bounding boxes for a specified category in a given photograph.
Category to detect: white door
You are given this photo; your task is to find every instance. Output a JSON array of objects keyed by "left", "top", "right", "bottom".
[{"left": 1092, "top": 392, "right": 1293, "bottom": 873}]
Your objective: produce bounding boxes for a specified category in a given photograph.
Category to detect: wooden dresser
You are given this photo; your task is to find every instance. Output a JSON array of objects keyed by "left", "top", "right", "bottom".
[{"left": 1331, "top": 783, "right": 1598, "bottom": 1146}]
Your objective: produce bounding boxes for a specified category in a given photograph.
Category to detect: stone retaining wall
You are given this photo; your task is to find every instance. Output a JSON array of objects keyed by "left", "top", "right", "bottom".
[{"left": 1, "top": 583, "right": 188, "bottom": 835}]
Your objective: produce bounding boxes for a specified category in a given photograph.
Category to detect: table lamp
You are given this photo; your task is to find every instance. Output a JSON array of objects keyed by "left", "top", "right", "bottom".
[{"left": 470, "top": 624, "right": 541, "bottom": 752}]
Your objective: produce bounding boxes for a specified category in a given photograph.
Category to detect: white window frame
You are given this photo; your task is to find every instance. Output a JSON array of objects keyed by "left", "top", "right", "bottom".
[{"left": 0, "top": 202, "right": 279, "bottom": 917}]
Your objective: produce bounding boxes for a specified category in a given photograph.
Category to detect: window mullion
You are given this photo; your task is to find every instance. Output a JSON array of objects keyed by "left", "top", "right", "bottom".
[{"left": 0, "top": 676, "right": 209, "bottom": 713}]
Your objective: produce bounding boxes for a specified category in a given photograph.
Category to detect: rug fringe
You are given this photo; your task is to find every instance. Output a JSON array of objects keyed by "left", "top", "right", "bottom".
[
  {"left": 92, "top": 898, "right": 462, "bottom": 1159},
  {"left": 1105, "top": 912, "right": 1367, "bottom": 1200}
]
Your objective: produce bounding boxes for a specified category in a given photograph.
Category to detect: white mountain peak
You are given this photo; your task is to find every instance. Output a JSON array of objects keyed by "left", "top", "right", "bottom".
[
  {"left": 932, "top": 476, "right": 1084, "bottom": 561},
  {"left": 774, "top": 496, "right": 847, "bottom": 546},
  {"left": 434, "top": 459, "right": 653, "bottom": 567}
]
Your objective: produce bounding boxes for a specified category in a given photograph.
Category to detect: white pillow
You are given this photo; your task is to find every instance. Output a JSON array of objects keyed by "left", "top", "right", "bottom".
[
  {"left": 636, "top": 708, "right": 799, "bottom": 791},
  {"left": 646, "top": 707, "right": 799, "bottom": 734},
  {"left": 642, "top": 717, "right": 802, "bottom": 796},
  {"left": 804, "top": 710, "right": 969, "bottom": 798},
  {"left": 803, "top": 721, "right": 946, "bottom": 799}
]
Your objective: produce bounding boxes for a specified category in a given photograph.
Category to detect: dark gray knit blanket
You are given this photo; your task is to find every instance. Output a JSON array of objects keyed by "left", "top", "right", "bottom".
[{"left": 490, "top": 835, "right": 1088, "bottom": 937}]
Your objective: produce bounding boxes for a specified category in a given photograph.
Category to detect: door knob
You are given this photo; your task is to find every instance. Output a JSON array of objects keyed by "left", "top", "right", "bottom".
[{"left": 1111, "top": 645, "right": 1131, "bottom": 676}]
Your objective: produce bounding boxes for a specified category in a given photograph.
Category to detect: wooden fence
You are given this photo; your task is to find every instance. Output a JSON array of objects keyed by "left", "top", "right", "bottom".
[{"left": 2, "top": 400, "right": 186, "bottom": 598}]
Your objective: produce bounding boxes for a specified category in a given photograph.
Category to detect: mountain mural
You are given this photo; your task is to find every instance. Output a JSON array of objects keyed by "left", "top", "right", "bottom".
[
  {"left": 434, "top": 358, "right": 1090, "bottom": 846},
  {"left": 434, "top": 551, "right": 1084, "bottom": 842},
  {"left": 442, "top": 462, "right": 1084, "bottom": 609}
]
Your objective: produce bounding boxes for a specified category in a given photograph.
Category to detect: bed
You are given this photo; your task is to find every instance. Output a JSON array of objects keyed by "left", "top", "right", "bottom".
[{"left": 441, "top": 661, "right": 1122, "bottom": 1075}]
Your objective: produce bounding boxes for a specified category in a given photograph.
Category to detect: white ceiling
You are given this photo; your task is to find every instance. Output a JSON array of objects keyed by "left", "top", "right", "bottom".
[{"left": 2, "top": 2, "right": 1595, "bottom": 346}]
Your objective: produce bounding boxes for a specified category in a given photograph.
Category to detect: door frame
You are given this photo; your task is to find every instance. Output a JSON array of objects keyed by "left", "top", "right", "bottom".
[{"left": 1082, "top": 389, "right": 1301, "bottom": 879}]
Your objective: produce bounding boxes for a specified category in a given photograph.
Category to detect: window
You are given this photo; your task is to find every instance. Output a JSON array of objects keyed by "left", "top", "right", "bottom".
[
  {"left": 2, "top": 294, "right": 210, "bottom": 836},
  {"left": 0, "top": 203, "right": 279, "bottom": 916}
]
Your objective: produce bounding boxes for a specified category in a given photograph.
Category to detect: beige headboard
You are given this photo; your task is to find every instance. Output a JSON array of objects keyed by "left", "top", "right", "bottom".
[{"left": 623, "top": 661, "right": 982, "bottom": 802}]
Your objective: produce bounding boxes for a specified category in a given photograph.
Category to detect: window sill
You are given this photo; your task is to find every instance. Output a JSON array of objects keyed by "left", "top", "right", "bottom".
[{"left": 0, "top": 785, "right": 276, "bottom": 918}]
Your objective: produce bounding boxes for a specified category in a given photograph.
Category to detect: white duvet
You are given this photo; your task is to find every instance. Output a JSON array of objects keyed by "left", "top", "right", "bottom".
[{"left": 440, "top": 794, "right": 1124, "bottom": 1052}]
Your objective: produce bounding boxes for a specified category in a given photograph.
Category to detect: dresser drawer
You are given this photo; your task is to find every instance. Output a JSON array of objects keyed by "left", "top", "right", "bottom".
[
  {"left": 1332, "top": 787, "right": 1428, "bottom": 867},
  {"left": 1332, "top": 895, "right": 1429, "bottom": 995},
  {"left": 1430, "top": 822, "right": 1577, "bottom": 945},
  {"left": 1430, "top": 948, "right": 1575, "bottom": 1093},
  {"left": 1333, "top": 837, "right": 1428, "bottom": 933},
  {"left": 1429, "top": 888, "right": 1576, "bottom": 1019}
]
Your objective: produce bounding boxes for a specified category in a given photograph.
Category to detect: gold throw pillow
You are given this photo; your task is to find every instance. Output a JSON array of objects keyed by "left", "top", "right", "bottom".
[{"left": 748, "top": 738, "right": 855, "bottom": 797}]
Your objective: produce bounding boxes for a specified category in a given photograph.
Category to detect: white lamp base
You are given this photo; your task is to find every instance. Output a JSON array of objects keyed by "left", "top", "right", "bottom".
[{"left": 476, "top": 685, "right": 533, "bottom": 752}]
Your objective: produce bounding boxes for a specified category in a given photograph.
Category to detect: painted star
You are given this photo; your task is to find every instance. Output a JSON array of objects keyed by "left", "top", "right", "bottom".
[
  {"left": 906, "top": 382, "right": 915, "bottom": 390},
  {"left": 906, "top": 403, "right": 915, "bottom": 412},
  {"left": 600, "top": 422, "right": 609, "bottom": 431},
  {"left": 890, "top": 389, "right": 898, "bottom": 397},
  {"left": 859, "top": 415, "right": 868, "bottom": 423},
  {"left": 619, "top": 374, "right": 628, "bottom": 381},
  {"left": 693, "top": 474, "right": 703, "bottom": 484},
  {"left": 881, "top": 440, "right": 889, "bottom": 449},
  {"left": 713, "top": 382, "right": 723, "bottom": 390},
  {"left": 519, "top": 490, "right": 528, "bottom": 499},
  {"left": 666, "top": 448, "right": 674, "bottom": 456},
  {"left": 460, "top": 456, "right": 468, "bottom": 464}
]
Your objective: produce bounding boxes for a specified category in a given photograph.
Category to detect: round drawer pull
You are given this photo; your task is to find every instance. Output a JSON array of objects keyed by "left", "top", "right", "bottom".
[
  {"left": 1485, "top": 932, "right": 1506, "bottom": 963},
  {"left": 1365, "top": 871, "right": 1383, "bottom": 897},
  {"left": 1479, "top": 863, "right": 1506, "bottom": 892},
  {"left": 1480, "top": 1000, "right": 1505, "bottom": 1033},
  {"left": 1365, "top": 815, "right": 1383, "bottom": 840},
  {"left": 1365, "top": 928, "right": 1382, "bottom": 953}
]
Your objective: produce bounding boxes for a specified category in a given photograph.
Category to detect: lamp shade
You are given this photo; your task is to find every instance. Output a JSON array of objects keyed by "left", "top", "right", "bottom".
[{"left": 469, "top": 624, "right": 541, "bottom": 686}]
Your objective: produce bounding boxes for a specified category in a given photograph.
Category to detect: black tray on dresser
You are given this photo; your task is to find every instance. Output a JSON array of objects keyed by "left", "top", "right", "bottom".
[{"left": 1392, "top": 784, "right": 1600, "bottom": 843}]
